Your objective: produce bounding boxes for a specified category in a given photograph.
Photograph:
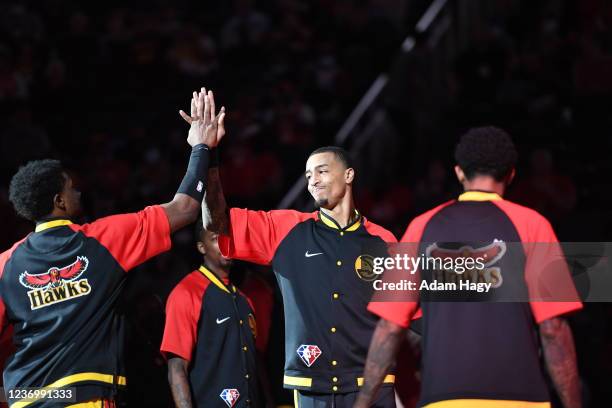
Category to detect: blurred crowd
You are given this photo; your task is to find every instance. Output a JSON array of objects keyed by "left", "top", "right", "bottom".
[{"left": 1, "top": 0, "right": 611, "bottom": 407}]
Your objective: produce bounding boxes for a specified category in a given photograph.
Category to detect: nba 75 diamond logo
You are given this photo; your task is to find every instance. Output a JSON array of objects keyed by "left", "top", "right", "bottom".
[
  {"left": 220, "top": 389, "right": 240, "bottom": 407},
  {"left": 296, "top": 344, "right": 322, "bottom": 367}
]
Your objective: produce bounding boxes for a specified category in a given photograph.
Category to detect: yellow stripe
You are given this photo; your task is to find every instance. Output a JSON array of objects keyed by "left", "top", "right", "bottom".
[
  {"left": 283, "top": 375, "right": 312, "bottom": 387},
  {"left": 199, "top": 265, "right": 230, "bottom": 293},
  {"left": 319, "top": 210, "right": 362, "bottom": 231},
  {"left": 11, "top": 373, "right": 126, "bottom": 408},
  {"left": 346, "top": 218, "right": 361, "bottom": 232},
  {"left": 423, "top": 400, "right": 550, "bottom": 408},
  {"left": 356, "top": 374, "right": 395, "bottom": 387},
  {"left": 35, "top": 219, "right": 73, "bottom": 232},
  {"left": 458, "top": 191, "right": 502, "bottom": 202},
  {"left": 293, "top": 389, "right": 299, "bottom": 408}
]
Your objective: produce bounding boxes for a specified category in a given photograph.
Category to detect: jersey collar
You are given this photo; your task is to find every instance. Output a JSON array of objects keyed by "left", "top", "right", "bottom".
[
  {"left": 198, "top": 265, "right": 236, "bottom": 294},
  {"left": 35, "top": 219, "right": 73, "bottom": 232},
  {"left": 318, "top": 209, "right": 362, "bottom": 232},
  {"left": 458, "top": 191, "right": 502, "bottom": 202}
]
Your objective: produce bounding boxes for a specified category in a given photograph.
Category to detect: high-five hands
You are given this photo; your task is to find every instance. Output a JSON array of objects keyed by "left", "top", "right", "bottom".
[{"left": 180, "top": 87, "right": 226, "bottom": 148}]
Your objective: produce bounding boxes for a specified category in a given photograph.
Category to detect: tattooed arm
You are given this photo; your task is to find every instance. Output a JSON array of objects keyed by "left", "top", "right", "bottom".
[
  {"left": 202, "top": 167, "right": 229, "bottom": 235},
  {"left": 540, "top": 317, "right": 582, "bottom": 408},
  {"left": 168, "top": 355, "right": 193, "bottom": 408},
  {"left": 354, "top": 319, "right": 404, "bottom": 408}
]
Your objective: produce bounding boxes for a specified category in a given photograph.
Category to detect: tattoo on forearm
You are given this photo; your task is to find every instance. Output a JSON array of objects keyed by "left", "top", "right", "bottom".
[
  {"left": 203, "top": 168, "right": 229, "bottom": 235},
  {"left": 540, "top": 318, "right": 581, "bottom": 408},
  {"left": 168, "top": 359, "right": 193, "bottom": 408},
  {"left": 356, "top": 320, "right": 403, "bottom": 406}
]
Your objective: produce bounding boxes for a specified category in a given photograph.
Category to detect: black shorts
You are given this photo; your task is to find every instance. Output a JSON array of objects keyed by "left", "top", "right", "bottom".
[{"left": 293, "top": 386, "right": 396, "bottom": 408}]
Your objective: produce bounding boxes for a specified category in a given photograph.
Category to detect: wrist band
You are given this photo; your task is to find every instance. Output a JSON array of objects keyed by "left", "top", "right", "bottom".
[{"left": 176, "top": 144, "right": 211, "bottom": 202}]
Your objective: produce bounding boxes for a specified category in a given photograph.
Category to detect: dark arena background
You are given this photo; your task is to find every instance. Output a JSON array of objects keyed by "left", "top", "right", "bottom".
[{"left": 1, "top": 0, "right": 611, "bottom": 407}]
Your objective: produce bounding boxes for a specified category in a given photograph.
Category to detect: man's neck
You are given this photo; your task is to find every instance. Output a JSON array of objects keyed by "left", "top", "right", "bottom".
[
  {"left": 320, "top": 197, "right": 357, "bottom": 228},
  {"left": 203, "top": 262, "right": 230, "bottom": 280},
  {"left": 463, "top": 178, "right": 506, "bottom": 196}
]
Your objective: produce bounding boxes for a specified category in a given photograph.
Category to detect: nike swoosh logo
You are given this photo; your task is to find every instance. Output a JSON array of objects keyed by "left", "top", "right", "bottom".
[
  {"left": 216, "top": 317, "right": 230, "bottom": 324},
  {"left": 305, "top": 251, "right": 323, "bottom": 258}
]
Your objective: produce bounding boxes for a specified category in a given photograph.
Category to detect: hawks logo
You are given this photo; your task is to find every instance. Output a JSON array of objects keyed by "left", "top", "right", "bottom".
[
  {"left": 296, "top": 344, "right": 322, "bottom": 367},
  {"left": 220, "top": 388, "right": 240, "bottom": 407},
  {"left": 425, "top": 240, "right": 506, "bottom": 288},
  {"left": 354, "top": 254, "right": 377, "bottom": 281},
  {"left": 19, "top": 256, "right": 92, "bottom": 310},
  {"left": 426, "top": 240, "right": 506, "bottom": 266}
]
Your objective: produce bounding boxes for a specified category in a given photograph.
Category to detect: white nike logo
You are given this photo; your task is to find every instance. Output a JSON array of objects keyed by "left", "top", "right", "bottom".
[
  {"left": 216, "top": 317, "right": 230, "bottom": 324},
  {"left": 305, "top": 251, "right": 323, "bottom": 258}
]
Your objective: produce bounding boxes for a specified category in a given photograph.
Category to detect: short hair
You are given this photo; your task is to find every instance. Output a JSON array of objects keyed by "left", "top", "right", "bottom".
[
  {"left": 454, "top": 126, "right": 517, "bottom": 181},
  {"left": 9, "top": 159, "right": 66, "bottom": 221},
  {"left": 309, "top": 146, "right": 353, "bottom": 169}
]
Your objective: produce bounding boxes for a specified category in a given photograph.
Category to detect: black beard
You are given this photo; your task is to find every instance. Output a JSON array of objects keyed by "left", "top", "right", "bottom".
[{"left": 315, "top": 198, "right": 329, "bottom": 208}]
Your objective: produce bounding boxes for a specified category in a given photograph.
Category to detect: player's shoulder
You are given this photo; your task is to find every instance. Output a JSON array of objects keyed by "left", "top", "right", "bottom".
[
  {"left": 0, "top": 235, "right": 30, "bottom": 277},
  {"left": 169, "top": 270, "right": 210, "bottom": 301},
  {"left": 269, "top": 209, "right": 317, "bottom": 222},
  {"left": 494, "top": 198, "right": 551, "bottom": 227},
  {"left": 230, "top": 207, "right": 316, "bottom": 225},
  {"left": 362, "top": 218, "right": 397, "bottom": 243},
  {"left": 413, "top": 200, "right": 456, "bottom": 225}
]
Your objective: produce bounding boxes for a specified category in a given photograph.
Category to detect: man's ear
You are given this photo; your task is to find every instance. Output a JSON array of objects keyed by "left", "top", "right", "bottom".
[
  {"left": 507, "top": 168, "right": 516, "bottom": 185},
  {"left": 345, "top": 167, "right": 355, "bottom": 184},
  {"left": 454, "top": 165, "right": 466, "bottom": 184},
  {"left": 196, "top": 241, "right": 206, "bottom": 256},
  {"left": 53, "top": 192, "right": 66, "bottom": 211}
]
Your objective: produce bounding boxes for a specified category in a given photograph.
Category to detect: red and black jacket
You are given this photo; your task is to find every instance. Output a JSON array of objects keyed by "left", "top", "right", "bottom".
[
  {"left": 369, "top": 191, "right": 582, "bottom": 407},
  {"left": 0, "top": 206, "right": 171, "bottom": 408},
  {"left": 160, "top": 265, "right": 259, "bottom": 408},
  {"left": 219, "top": 208, "right": 397, "bottom": 394}
]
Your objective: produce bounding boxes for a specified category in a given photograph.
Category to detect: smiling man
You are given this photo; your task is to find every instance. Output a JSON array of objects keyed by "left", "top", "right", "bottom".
[{"left": 202, "top": 146, "right": 397, "bottom": 408}]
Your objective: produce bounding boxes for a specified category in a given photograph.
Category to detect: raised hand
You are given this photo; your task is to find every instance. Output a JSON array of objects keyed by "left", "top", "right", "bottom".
[{"left": 179, "top": 87, "right": 226, "bottom": 148}]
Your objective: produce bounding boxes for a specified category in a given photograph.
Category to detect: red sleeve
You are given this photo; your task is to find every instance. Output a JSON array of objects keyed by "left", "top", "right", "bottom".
[
  {"left": 0, "top": 236, "right": 28, "bottom": 334},
  {"left": 493, "top": 200, "right": 583, "bottom": 323},
  {"left": 73, "top": 205, "right": 171, "bottom": 272},
  {"left": 400, "top": 201, "right": 454, "bottom": 242},
  {"left": 363, "top": 220, "right": 397, "bottom": 243},
  {"left": 160, "top": 274, "right": 205, "bottom": 362},
  {"left": 368, "top": 203, "right": 452, "bottom": 328},
  {"left": 218, "top": 209, "right": 315, "bottom": 265}
]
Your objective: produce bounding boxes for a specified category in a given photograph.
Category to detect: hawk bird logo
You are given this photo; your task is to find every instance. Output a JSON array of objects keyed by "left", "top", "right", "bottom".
[
  {"left": 19, "top": 256, "right": 89, "bottom": 290},
  {"left": 426, "top": 240, "right": 506, "bottom": 266}
]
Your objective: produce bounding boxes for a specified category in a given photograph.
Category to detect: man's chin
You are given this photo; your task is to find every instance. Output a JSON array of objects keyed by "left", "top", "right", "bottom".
[{"left": 314, "top": 197, "right": 330, "bottom": 208}]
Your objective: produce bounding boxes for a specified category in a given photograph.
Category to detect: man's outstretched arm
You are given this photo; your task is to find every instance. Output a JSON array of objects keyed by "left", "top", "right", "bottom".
[
  {"left": 202, "top": 167, "right": 229, "bottom": 235},
  {"left": 540, "top": 317, "right": 582, "bottom": 408},
  {"left": 354, "top": 319, "right": 405, "bottom": 408},
  {"left": 162, "top": 88, "right": 226, "bottom": 233}
]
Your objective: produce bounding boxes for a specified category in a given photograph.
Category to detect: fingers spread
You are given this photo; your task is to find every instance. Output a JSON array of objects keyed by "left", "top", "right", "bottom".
[{"left": 179, "top": 110, "right": 192, "bottom": 124}]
